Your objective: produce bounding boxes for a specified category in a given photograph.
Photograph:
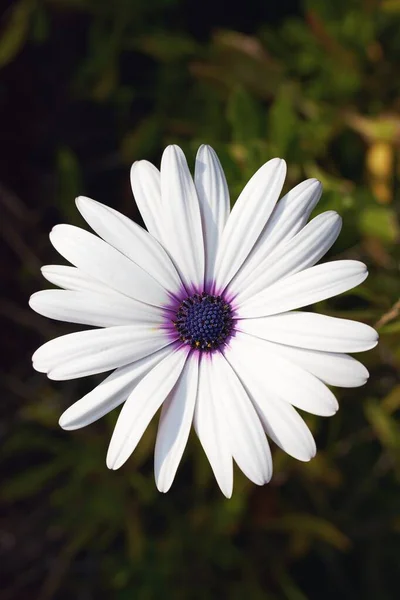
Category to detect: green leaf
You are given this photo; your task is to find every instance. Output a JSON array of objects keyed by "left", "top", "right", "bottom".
[
  {"left": 135, "top": 32, "right": 199, "bottom": 61},
  {"left": 359, "top": 206, "right": 399, "bottom": 244},
  {"left": 1, "top": 461, "right": 66, "bottom": 502},
  {"left": 379, "top": 319, "right": 400, "bottom": 334},
  {"left": 268, "top": 85, "right": 297, "bottom": 156},
  {"left": 121, "top": 116, "right": 161, "bottom": 163},
  {"left": 365, "top": 399, "right": 400, "bottom": 453},
  {"left": 263, "top": 513, "right": 350, "bottom": 550},
  {"left": 227, "top": 86, "right": 263, "bottom": 143},
  {"left": 382, "top": 385, "right": 400, "bottom": 414},
  {"left": 56, "top": 146, "right": 82, "bottom": 222},
  {"left": 0, "top": 0, "right": 33, "bottom": 68}
]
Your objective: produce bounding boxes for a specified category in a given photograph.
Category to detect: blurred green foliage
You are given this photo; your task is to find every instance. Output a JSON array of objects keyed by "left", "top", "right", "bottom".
[{"left": 1, "top": 0, "right": 399, "bottom": 598}]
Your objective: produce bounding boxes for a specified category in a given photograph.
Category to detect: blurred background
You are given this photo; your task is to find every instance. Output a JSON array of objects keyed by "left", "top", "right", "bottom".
[{"left": 1, "top": 0, "right": 400, "bottom": 598}]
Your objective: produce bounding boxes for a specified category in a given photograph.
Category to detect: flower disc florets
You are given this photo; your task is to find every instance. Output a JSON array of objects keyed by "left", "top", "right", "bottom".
[{"left": 173, "top": 292, "right": 233, "bottom": 351}]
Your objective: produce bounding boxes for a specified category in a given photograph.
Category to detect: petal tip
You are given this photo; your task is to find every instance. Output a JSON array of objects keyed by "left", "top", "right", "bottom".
[
  {"left": 28, "top": 294, "right": 37, "bottom": 309},
  {"left": 106, "top": 453, "right": 118, "bottom": 470},
  {"left": 269, "top": 157, "right": 287, "bottom": 173},
  {"left": 196, "top": 143, "right": 216, "bottom": 157},
  {"left": 222, "top": 488, "right": 233, "bottom": 499},
  {"left": 58, "top": 412, "right": 75, "bottom": 431},
  {"left": 155, "top": 477, "right": 172, "bottom": 494},
  {"left": 75, "top": 195, "right": 90, "bottom": 210},
  {"left": 163, "top": 144, "right": 184, "bottom": 160}
]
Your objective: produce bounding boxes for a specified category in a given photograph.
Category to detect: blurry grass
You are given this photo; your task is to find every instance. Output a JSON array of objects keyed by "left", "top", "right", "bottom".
[{"left": 1, "top": 0, "right": 399, "bottom": 599}]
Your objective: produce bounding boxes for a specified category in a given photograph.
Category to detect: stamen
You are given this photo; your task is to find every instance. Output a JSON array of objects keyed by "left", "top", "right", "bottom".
[{"left": 173, "top": 293, "right": 233, "bottom": 351}]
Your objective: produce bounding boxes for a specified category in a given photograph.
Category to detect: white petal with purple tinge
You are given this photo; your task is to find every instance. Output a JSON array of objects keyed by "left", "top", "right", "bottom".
[
  {"left": 194, "top": 355, "right": 233, "bottom": 498},
  {"left": 238, "top": 260, "right": 368, "bottom": 318},
  {"left": 32, "top": 325, "right": 171, "bottom": 380},
  {"left": 160, "top": 145, "right": 205, "bottom": 291},
  {"left": 265, "top": 343, "right": 369, "bottom": 388},
  {"left": 238, "top": 311, "right": 378, "bottom": 353},
  {"left": 107, "top": 345, "right": 189, "bottom": 470},
  {"left": 224, "top": 341, "right": 316, "bottom": 461},
  {"left": 225, "top": 332, "right": 338, "bottom": 416},
  {"left": 76, "top": 196, "right": 182, "bottom": 294},
  {"left": 211, "top": 351, "right": 272, "bottom": 485},
  {"left": 29, "top": 290, "right": 165, "bottom": 327},
  {"left": 155, "top": 353, "right": 199, "bottom": 492},
  {"left": 41, "top": 265, "right": 117, "bottom": 295},
  {"left": 195, "top": 145, "right": 230, "bottom": 282},
  {"left": 231, "top": 178, "right": 322, "bottom": 288},
  {"left": 59, "top": 346, "right": 172, "bottom": 430},
  {"left": 50, "top": 224, "right": 171, "bottom": 307},
  {"left": 130, "top": 160, "right": 163, "bottom": 242},
  {"left": 231, "top": 210, "right": 342, "bottom": 302},
  {"left": 214, "top": 158, "right": 287, "bottom": 291}
]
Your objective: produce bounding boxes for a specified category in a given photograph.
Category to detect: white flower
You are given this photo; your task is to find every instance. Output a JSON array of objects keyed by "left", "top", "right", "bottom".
[{"left": 30, "top": 145, "right": 378, "bottom": 497}]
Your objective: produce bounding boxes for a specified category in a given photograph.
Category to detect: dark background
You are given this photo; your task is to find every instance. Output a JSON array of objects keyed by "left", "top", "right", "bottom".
[{"left": 1, "top": 0, "right": 400, "bottom": 599}]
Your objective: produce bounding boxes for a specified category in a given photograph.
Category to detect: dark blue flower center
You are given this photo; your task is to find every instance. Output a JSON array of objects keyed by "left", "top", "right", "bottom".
[{"left": 173, "top": 293, "right": 233, "bottom": 351}]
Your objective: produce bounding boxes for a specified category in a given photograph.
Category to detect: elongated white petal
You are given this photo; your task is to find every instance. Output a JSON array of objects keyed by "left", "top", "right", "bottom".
[
  {"left": 265, "top": 343, "right": 369, "bottom": 388},
  {"left": 194, "top": 145, "right": 230, "bottom": 282},
  {"left": 194, "top": 355, "right": 233, "bottom": 498},
  {"left": 225, "top": 332, "right": 338, "bottom": 416},
  {"left": 224, "top": 340, "right": 316, "bottom": 461},
  {"left": 238, "top": 311, "right": 378, "bottom": 353},
  {"left": 41, "top": 265, "right": 117, "bottom": 295},
  {"left": 32, "top": 325, "right": 171, "bottom": 380},
  {"left": 259, "top": 400, "right": 316, "bottom": 462},
  {"left": 107, "top": 345, "right": 189, "bottom": 470},
  {"left": 238, "top": 260, "right": 368, "bottom": 318},
  {"left": 212, "top": 352, "right": 272, "bottom": 485},
  {"left": 232, "top": 211, "right": 342, "bottom": 302},
  {"left": 29, "top": 290, "right": 165, "bottom": 327},
  {"left": 233, "top": 178, "right": 322, "bottom": 286},
  {"left": 76, "top": 196, "right": 182, "bottom": 294},
  {"left": 50, "top": 224, "right": 171, "bottom": 307},
  {"left": 213, "top": 158, "right": 287, "bottom": 291},
  {"left": 155, "top": 353, "right": 199, "bottom": 492},
  {"left": 59, "top": 346, "right": 172, "bottom": 430},
  {"left": 130, "top": 161, "right": 164, "bottom": 242},
  {"left": 160, "top": 146, "right": 204, "bottom": 290}
]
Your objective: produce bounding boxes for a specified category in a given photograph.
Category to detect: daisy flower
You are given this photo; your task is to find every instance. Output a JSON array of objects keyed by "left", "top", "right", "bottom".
[{"left": 30, "top": 145, "right": 378, "bottom": 497}]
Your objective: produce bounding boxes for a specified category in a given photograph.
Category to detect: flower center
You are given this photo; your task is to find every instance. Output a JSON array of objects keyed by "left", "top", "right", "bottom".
[{"left": 173, "top": 293, "right": 233, "bottom": 351}]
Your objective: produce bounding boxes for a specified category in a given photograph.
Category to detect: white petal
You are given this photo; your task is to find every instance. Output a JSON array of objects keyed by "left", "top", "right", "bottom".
[
  {"left": 107, "top": 345, "right": 189, "bottom": 470},
  {"left": 225, "top": 332, "right": 338, "bottom": 416},
  {"left": 41, "top": 265, "right": 117, "bottom": 295},
  {"left": 76, "top": 196, "right": 182, "bottom": 294},
  {"left": 59, "top": 346, "right": 172, "bottom": 430},
  {"left": 50, "top": 224, "right": 171, "bottom": 307},
  {"left": 224, "top": 340, "right": 316, "bottom": 461},
  {"left": 238, "top": 311, "right": 378, "bottom": 353},
  {"left": 265, "top": 343, "right": 369, "bottom": 388},
  {"left": 211, "top": 351, "right": 272, "bottom": 485},
  {"left": 238, "top": 260, "right": 368, "bottom": 318},
  {"left": 155, "top": 353, "right": 199, "bottom": 492},
  {"left": 232, "top": 211, "right": 342, "bottom": 302},
  {"left": 258, "top": 400, "right": 316, "bottom": 462},
  {"left": 160, "top": 145, "right": 204, "bottom": 291},
  {"left": 194, "top": 145, "right": 230, "bottom": 282},
  {"left": 32, "top": 325, "right": 172, "bottom": 380},
  {"left": 130, "top": 160, "right": 164, "bottom": 243},
  {"left": 194, "top": 355, "right": 233, "bottom": 498},
  {"left": 213, "top": 158, "right": 287, "bottom": 291},
  {"left": 29, "top": 290, "right": 165, "bottom": 327},
  {"left": 232, "top": 178, "right": 322, "bottom": 286}
]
